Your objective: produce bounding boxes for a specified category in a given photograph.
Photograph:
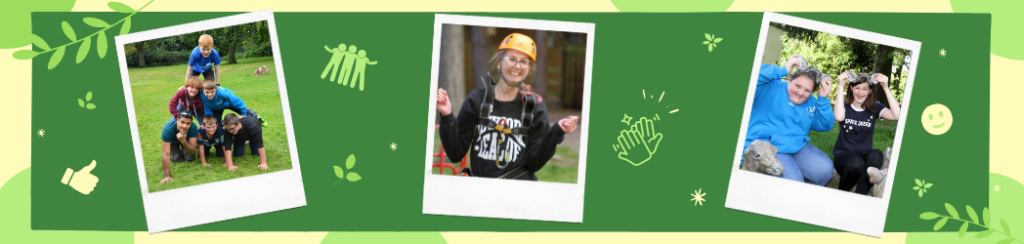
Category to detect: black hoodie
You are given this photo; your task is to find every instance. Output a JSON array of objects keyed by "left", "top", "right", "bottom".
[{"left": 439, "top": 88, "right": 566, "bottom": 180}]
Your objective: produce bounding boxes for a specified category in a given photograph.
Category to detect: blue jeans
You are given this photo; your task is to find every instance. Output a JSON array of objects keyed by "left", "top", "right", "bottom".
[{"left": 778, "top": 142, "right": 834, "bottom": 186}]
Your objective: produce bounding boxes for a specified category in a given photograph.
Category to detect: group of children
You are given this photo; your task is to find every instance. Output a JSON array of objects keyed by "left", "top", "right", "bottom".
[
  {"left": 743, "top": 54, "right": 901, "bottom": 196},
  {"left": 158, "top": 34, "right": 271, "bottom": 184}
]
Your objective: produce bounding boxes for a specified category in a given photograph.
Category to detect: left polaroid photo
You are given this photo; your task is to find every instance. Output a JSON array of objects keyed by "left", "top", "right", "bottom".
[{"left": 115, "top": 10, "right": 305, "bottom": 233}]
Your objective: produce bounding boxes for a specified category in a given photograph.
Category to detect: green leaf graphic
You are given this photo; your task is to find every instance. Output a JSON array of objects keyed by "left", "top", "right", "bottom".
[
  {"left": 946, "top": 203, "right": 960, "bottom": 219},
  {"left": 346, "top": 154, "right": 356, "bottom": 169},
  {"left": 13, "top": 50, "right": 39, "bottom": 60},
  {"left": 708, "top": 44, "right": 713, "bottom": 52},
  {"left": 704, "top": 33, "right": 712, "bottom": 41},
  {"left": 975, "top": 230, "right": 993, "bottom": 239},
  {"left": 984, "top": 207, "right": 992, "bottom": 227},
  {"left": 996, "top": 239, "right": 1014, "bottom": 244},
  {"left": 714, "top": 37, "right": 723, "bottom": 43},
  {"left": 1001, "top": 219, "right": 1011, "bottom": 236},
  {"left": 914, "top": 186, "right": 921, "bottom": 190},
  {"left": 919, "top": 189, "right": 924, "bottom": 198},
  {"left": 967, "top": 205, "right": 979, "bottom": 224},
  {"left": 108, "top": 2, "right": 135, "bottom": 13},
  {"left": 920, "top": 212, "right": 940, "bottom": 220},
  {"left": 31, "top": 34, "right": 50, "bottom": 50},
  {"left": 86, "top": 103, "right": 96, "bottom": 110},
  {"left": 86, "top": 91, "right": 92, "bottom": 102},
  {"left": 76, "top": 36, "right": 91, "bottom": 63},
  {"left": 925, "top": 183, "right": 933, "bottom": 188},
  {"left": 935, "top": 217, "right": 949, "bottom": 231},
  {"left": 83, "top": 17, "right": 110, "bottom": 28},
  {"left": 97, "top": 31, "right": 108, "bottom": 58},
  {"left": 48, "top": 47, "right": 65, "bottom": 70},
  {"left": 959, "top": 221, "right": 969, "bottom": 237},
  {"left": 78, "top": 99, "right": 85, "bottom": 108},
  {"left": 346, "top": 172, "right": 362, "bottom": 182},
  {"left": 702, "top": 41, "right": 710, "bottom": 45},
  {"left": 120, "top": 17, "right": 132, "bottom": 35},
  {"left": 916, "top": 178, "right": 923, "bottom": 186},
  {"left": 333, "top": 165, "right": 345, "bottom": 179},
  {"left": 61, "top": 21, "right": 76, "bottom": 41}
]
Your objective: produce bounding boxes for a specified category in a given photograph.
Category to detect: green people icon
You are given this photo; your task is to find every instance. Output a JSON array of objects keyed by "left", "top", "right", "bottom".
[
  {"left": 321, "top": 44, "right": 348, "bottom": 82},
  {"left": 350, "top": 50, "right": 377, "bottom": 91},
  {"left": 614, "top": 116, "right": 663, "bottom": 166},
  {"left": 338, "top": 45, "right": 359, "bottom": 86}
]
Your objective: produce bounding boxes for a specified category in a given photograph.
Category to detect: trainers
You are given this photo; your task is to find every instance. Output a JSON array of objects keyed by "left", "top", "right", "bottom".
[{"left": 260, "top": 118, "right": 268, "bottom": 127}]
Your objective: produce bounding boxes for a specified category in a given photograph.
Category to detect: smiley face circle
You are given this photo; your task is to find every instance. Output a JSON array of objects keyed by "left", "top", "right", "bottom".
[{"left": 921, "top": 103, "right": 952, "bottom": 135}]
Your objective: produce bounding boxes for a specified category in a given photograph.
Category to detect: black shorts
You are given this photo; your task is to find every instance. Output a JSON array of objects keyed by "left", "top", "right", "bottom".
[{"left": 190, "top": 69, "right": 217, "bottom": 86}]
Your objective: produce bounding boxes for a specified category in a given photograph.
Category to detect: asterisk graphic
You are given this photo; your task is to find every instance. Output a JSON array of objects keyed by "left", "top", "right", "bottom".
[
  {"left": 390, "top": 142, "right": 397, "bottom": 151},
  {"left": 690, "top": 188, "right": 707, "bottom": 206},
  {"left": 940, "top": 48, "right": 947, "bottom": 57},
  {"left": 37, "top": 129, "right": 45, "bottom": 137},
  {"left": 995, "top": 184, "right": 1001, "bottom": 193}
]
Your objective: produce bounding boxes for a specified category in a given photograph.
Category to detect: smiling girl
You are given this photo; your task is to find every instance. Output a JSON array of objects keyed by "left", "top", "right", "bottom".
[{"left": 832, "top": 71, "right": 901, "bottom": 195}]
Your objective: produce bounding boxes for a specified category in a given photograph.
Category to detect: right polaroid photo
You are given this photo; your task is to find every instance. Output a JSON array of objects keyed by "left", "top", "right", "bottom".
[{"left": 725, "top": 12, "right": 920, "bottom": 237}]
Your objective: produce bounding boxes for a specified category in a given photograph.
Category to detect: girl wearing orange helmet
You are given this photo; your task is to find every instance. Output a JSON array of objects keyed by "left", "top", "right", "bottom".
[{"left": 436, "top": 33, "right": 579, "bottom": 180}]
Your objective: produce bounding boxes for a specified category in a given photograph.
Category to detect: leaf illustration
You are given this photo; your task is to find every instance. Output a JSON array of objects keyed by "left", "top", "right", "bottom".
[
  {"left": 984, "top": 207, "right": 992, "bottom": 227},
  {"left": 76, "top": 36, "right": 91, "bottom": 63},
  {"left": 97, "top": 31, "right": 108, "bottom": 58},
  {"left": 924, "top": 183, "right": 933, "bottom": 188},
  {"left": 120, "top": 17, "right": 132, "bottom": 35},
  {"left": 61, "top": 21, "right": 77, "bottom": 41},
  {"left": 708, "top": 44, "right": 713, "bottom": 52},
  {"left": 346, "top": 154, "right": 356, "bottom": 169},
  {"left": 946, "top": 203, "right": 960, "bottom": 219},
  {"left": 967, "top": 205, "right": 979, "bottom": 224},
  {"left": 83, "top": 17, "right": 111, "bottom": 28},
  {"left": 713, "top": 43, "right": 717, "bottom": 48},
  {"left": 346, "top": 172, "right": 362, "bottom": 182},
  {"left": 920, "top": 212, "right": 940, "bottom": 220},
  {"left": 333, "top": 165, "right": 345, "bottom": 179},
  {"left": 914, "top": 186, "right": 921, "bottom": 190},
  {"left": 714, "top": 37, "right": 723, "bottom": 43},
  {"left": 704, "top": 33, "right": 712, "bottom": 41},
  {"left": 996, "top": 239, "right": 1014, "bottom": 244},
  {"left": 919, "top": 189, "right": 924, "bottom": 198},
  {"left": 916, "top": 179, "right": 923, "bottom": 186},
  {"left": 78, "top": 99, "right": 85, "bottom": 108},
  {"left": 86, "top": 91, "right": 92, "bottom": 101},
  {"left": 1001, "top": 219, "right": 1010, "bottom": 236},
  {"left": 48, "top": 47, "right": 65, "bottom": 70},
  {"left": 108, "top": 2, "right": 135, "bottom": 13},
  {"left": 934, "top": 217, "right": 949, "bottom": 231},
  {"left": 31, "top": 34, "right": 50, "bottom": 50},
  {"left": 13, "top": 50, "right": 40, "bottom": 60},
  {"left": 702, "top": 41, "right": 710, "bottom": 45},
  {"left": 975, "top": 230, "right": 993, "bottom": 239},
  {"left": 86, "top": 103, "right": 96, "bottom": 110},
  {"left": 958, "top": 221, "right": 969, "bottom": 237}
]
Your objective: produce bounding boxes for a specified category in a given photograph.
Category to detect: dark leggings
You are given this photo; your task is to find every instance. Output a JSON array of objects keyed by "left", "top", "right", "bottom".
[
  {"left": 833, "top": 150, "right": 884, "bottom": 195},
  {"left": 190, "top": 69, "right": 216, "bottom": 85}
]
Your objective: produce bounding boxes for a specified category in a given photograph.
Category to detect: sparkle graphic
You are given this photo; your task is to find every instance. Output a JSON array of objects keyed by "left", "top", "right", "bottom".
[
  {"left": 690, "top": 188, "right": 707, "bottom": 206},
  {"left": 621, "top": 114, "right": 634, "bottom": 125},
  {"left": 390, "top": 142, "right": 397, "bottom": 151},
  {"left": 940, "top": 48, "right": 947, "bottom": 57},
  {"left": 37, "top": 129, "right": 45, "bottom": 137},
  {"left": 995, "top": 184, "right": 1001, "bottom": 193}
]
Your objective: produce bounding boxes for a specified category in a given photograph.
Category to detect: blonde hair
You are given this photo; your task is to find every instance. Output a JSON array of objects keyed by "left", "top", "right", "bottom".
[{"left": 198, "top": 34, "right": 214, "bottom": 48}]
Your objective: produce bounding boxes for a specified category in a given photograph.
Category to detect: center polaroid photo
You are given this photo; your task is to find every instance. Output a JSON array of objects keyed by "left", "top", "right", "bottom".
[
  {"left": 115, "top": 10, "right": 305, "bottom": 233},
  {"left": 422, "top": 14, "right": 594, "bottom": 223},
  {"left": 725, "top": 12, "right": 920, "bottom": 237}
]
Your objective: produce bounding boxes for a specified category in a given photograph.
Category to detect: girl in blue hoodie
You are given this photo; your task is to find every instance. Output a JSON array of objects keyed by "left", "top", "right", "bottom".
[{"left": 743, "top": 54, "right": 836, "bottom": 186}]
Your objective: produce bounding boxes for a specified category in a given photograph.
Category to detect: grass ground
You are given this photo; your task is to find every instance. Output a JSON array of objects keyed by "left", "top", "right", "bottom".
[
  {"left": 808, "top": 119, "right": 899, "bottom": 160},
  {"left": 129, "top": 57, "right": 291, "bottom": 193}
]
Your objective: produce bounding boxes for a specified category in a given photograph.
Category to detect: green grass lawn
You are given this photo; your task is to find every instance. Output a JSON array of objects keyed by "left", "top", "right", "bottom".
[
  {"left": 129, "top": 57, "right": 292, "bottom": 193},
  {"left": 430, "top": 130, "right": 579, "bottom": 184},
  {"left": 808, "top": 119, "right": 899, "bottom": 160}
]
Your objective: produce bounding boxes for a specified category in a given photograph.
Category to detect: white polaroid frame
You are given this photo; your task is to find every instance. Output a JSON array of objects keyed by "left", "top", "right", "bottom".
[
  {"left": 725, "top": 12, "right": 920, "bottom": 237},
  {"left": 422, "top": 14, "right": 594, "bottom": 223},
  {"left": 115, "top": 10, "right": 305, "bottom": 233}
]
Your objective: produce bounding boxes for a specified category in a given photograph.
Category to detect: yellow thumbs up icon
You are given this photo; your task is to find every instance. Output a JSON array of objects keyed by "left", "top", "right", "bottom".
[{"left": 61, "top": 160, "right": 99, "bottom": 195}]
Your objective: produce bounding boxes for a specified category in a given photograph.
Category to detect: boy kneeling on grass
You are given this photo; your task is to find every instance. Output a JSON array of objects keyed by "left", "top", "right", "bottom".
[
  {"left": 160, "top": 111, "right": 199, "bottom": 184},
  {"left": 197, "top": 115, "right": 225, "bottom": 167},
  {"left": 222, "top": 113, "right": 269, "bottom": 170}
]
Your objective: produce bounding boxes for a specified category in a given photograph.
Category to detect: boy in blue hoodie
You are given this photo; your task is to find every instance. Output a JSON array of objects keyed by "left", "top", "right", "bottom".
[
  {"left": 185, "top": 34, "right": 221, "bottom": 86},
  {"left": 200, "top": 78, "right": 267, "bottom": 127},
  {"left": 743, "top": 54, "right": 835, "bottom": 186}
]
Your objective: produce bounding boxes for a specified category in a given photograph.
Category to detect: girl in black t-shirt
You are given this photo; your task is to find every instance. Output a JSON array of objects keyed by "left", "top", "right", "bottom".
[
  {"left": 435, "top": 33, "right": 579, "bottom": 180},
  {"left": 832, "top": 71, "right": 902, "bottom": 195}
]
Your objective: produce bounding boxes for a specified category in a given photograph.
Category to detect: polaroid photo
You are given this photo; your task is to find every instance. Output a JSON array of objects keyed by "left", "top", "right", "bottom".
[
  {"left": 115, "top": 10, "right": 305, "bottom": 233},
  {"left": 422, "top": 14, "right": 595, "bottom": 223},
  {"left": 725, "top": 12, "right": 920, "bottom": 237}
]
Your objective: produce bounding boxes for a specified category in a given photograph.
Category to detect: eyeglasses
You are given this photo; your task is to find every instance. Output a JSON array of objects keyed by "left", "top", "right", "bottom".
[
  {"left": 224, "top": 125, "right": 239, "bottom": 133},
  {"left": 504, "top": 57, "right": 532, "bottom": 68}
]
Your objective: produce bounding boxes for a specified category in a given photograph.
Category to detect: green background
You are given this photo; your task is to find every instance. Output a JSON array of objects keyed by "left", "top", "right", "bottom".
[{"left": 31, "top": 12, "right": 989, "bottom": 232}]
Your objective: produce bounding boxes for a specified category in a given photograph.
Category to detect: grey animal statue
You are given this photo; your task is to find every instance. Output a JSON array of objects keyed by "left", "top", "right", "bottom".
[{"left": 741, "top": 139, "right": 784, "bottom": 176}]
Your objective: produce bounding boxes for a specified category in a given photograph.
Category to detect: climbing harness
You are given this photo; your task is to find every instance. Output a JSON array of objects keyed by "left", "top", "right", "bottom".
[{"left": 469, "top": 72, "right": 536, "bottom": 179}]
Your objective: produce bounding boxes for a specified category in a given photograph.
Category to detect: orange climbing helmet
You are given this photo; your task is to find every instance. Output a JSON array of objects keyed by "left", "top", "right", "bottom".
[{"left": 497, "top": 33, "right": 537, "bottom": 61}]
